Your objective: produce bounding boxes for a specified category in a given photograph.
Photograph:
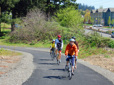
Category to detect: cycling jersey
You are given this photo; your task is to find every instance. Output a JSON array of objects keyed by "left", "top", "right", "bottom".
[
  {"left": 74, "top": 41, "right": 79, "bottom": 50},
  {"left": 51, "top": 43, "right": 55, "bottom": 48},
  {"left": 65, "top": 43, "right": 78, "bottom": 57},
  {"left": 55, "top": 39, "right": 63, "bottom": 49}
]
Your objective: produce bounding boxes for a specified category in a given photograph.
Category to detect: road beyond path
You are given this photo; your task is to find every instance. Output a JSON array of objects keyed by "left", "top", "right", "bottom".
[
  {"left": 0, "top": 46, "right": 113, "bottom": 85},
  {"left": 84, "top": 29, "right": 114, "bottom": 40}
]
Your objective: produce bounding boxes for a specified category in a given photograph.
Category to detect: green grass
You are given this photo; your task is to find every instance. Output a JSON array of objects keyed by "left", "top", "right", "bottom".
[
  {"left": 84, "top": 24, "right": 92, "bottom": 26},
  {"left": 0, "top": 48, "right": 22, "bottom": 56},
  {"left": 103, "top": 26, "right": 114, "bottom": 29},
  {"left": 104, "top": 55, "right": 111, "bottom": 58},
  {"left": 0, "top": 36, "right": 113, "bottom": 59},
  {"left": 1, "top": 23, "right": 11, "bottom": 32},
  {"left": 0, "top": 37, "right": 51, "bottom": 48}
]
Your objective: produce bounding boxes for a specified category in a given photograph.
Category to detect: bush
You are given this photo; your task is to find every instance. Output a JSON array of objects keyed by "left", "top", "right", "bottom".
[
  {"left": 108, "top": 40, "right": 114, "bottom": 48},
  {"left": 54, "top": 6, "right": 84, "bottom": 32},
  {"left": 106, "top": 31, "right": 112, "bottom": 34},
  {"left": 8, "top": 8, "right": 80, "bottom": 43},
  {"left": 85, "top": 32, "right": 111, "bottom": 48}
]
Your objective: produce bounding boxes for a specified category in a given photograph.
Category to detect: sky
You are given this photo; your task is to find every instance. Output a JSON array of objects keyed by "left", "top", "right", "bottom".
[{"left": 76, "top": 0, "right": 114, "bottom": 9}]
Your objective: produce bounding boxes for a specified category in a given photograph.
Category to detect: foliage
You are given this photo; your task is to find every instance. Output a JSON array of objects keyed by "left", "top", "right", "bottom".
[
  {"left": 0, "top": 0, "right": 20, "bottom": 12},
  {"left": 54, "top": 6, "right": 84, "bottom": 31},
  {"left": 91, "top": 18, "right": 94, "bottom": 24},
  {"left": 108, "top": 40, "right": 114, "bottom": 48},
  {"left": 78, "top": 3, "right": 95, "bottom": 11},
  {"left": 84, "top": 9, "right": 90, "bottom": 23},
  {"left": 8, "top": 8, "right": 77, "bottom": 43},
  {"left": 0, "top": 11, "right": 12, "bottom": 24},
  {"left": 85, "top": 32, "right": 111, "bottom": 48},
  {"left": 111, "top": 19, "right": 114, "bottom": 26},
  {"left": 108, "top": 16, "right": 111, "bottom": 26},
  {"left": 99, "top": 6, "right": 103, "bottom": 9}
]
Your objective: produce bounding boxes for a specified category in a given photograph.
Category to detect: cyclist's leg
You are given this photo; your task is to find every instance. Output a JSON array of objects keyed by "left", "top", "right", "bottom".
[
  {"left": 71, "top": 57, "right": 75, "bottom": 73},
  {"left": 55, "top": 48, "right": 58, "bottom": 56},
  {"left": 58, "top": 50, "right": 61, "bottom": 61},
  {"left": 66, "top": 56, "right": 70, "bottom": 65},
  {"left": 65, "top": 56, "right": 70, "bottom": 70},
  {"left": 75, "top": 56, "right": 77, "bottom": 69},
  {"left": 50, "top": 48, "right": 52, "bottom": 54}
]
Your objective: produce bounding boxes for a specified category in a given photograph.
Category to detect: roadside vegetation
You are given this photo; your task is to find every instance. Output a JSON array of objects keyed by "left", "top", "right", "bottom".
[
  {"left": 0, "top": 7, "right": 114, "bottom": 60},
  {"left": 0, "top": 48, "right": 21, "bottom": 56}
]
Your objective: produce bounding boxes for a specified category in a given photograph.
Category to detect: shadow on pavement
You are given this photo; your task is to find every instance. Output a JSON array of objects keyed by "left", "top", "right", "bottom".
[
  {"left": 43, "top": 76, "right": 67, "bottom": 80},
  {"left": 39, "top": 63, "right": 57, "bottom": 65},
  {"left": 39, "top": 59, "right": 52, "bottom": 61},
  {"left": 50, "top": 69, "right": 65, "bottom": 71}
]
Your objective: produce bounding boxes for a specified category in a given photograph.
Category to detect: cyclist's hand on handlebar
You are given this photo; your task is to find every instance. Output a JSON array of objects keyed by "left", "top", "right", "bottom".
[{"left": 66, "top": 55, "right": 68, "bottom": 58}]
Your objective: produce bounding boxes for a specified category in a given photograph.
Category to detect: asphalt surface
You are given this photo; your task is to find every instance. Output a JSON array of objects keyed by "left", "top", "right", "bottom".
[
  {"left": 0, "top": 46, "right": 113, "bottom": 85},
  {"left": 85, "top": 29, "right": 114, "bottom": 40}
]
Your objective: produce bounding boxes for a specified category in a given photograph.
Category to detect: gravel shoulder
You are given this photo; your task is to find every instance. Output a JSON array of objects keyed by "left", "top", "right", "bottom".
[{"left": 0, "top": 49, "right": 35, "bottom": 85}]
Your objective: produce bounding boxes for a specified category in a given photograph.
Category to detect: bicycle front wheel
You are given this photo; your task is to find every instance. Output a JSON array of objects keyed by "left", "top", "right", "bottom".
[{"left": 68, "top": 71, "right": 72, "bottom": 80}]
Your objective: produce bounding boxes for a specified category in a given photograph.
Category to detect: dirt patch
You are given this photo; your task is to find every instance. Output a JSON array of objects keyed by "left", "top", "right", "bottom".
[
  {"left": 83, "top": 54, "right": 114, "bottom": 72},
  {"left": 0, "top": 55, "right": 22, "bottom": 76}
]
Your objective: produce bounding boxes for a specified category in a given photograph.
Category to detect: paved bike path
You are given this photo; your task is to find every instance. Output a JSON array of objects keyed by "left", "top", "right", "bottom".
[{"left": 0, "top": 46, "right": 113, "bottom": 85}]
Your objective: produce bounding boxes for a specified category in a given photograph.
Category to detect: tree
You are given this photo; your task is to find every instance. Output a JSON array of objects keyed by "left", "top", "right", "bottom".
[
  {"left": 108, "top": 16, "right": 111, "bottom": 26},
  {"left": 111, "top": 19, "right": 114, "bottom": 27},
  {"left": 84, "top": 9, "right": 90, "bottom": 23},
  {"left": 99, "top": 6, "right": 103, "bottom": 9},
  {"left": 90, "top": 18, "right": 94, "bottom": 24},
  {"left": 0, "top": 0, "right": 78, "bottom": 31},
  {"left": 55, "top": 6, "right": 83, "bottom": 30},
  {"left": 78, "top": 3, "right": 95, "bottom": 11},
  {"left": 0, "top": 0, "right": 20, "bottom": 32}
]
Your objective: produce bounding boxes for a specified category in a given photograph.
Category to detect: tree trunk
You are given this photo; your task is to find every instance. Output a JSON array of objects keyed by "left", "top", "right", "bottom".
[
  {"left": 0, "top": 7, "right": 1, "bottom": 32},
  {"left": 11, "top": 9, "right": 16, "bottom": 32},
  {"left": 11, "top": 21, "right": 15, "bottom": 32},
  {"left": 46, "top": 0, "right": 50, "bottom": 20},
  {"left": 0, "top": 22, "right": 1, "bottom": 32}
]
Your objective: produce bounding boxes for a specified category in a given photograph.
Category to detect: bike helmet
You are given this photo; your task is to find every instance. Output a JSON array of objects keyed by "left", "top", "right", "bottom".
[
  {"left": 70, "top": 39, "right": 75, "bottom": 42},
  {"left": 58, "top": 35, "right": 61, "bottom": 38},
  {"left": 52, "top": 39, "right": 55, "bottom": 42},
  {"left": 72, "top": 36, "right": 76, "bottom": 39}
]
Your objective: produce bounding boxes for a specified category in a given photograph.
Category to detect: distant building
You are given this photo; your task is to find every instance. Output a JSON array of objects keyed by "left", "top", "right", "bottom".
[{"left": 91, "top": 8, "right": 114, "bottom": 26}]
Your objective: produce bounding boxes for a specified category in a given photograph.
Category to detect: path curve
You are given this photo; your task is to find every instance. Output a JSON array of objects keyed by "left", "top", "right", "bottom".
[{"left": 0, "top": 46, "right": 114, "bottom": 85}]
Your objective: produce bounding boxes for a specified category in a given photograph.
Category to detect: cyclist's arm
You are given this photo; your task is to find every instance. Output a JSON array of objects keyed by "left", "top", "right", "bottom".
[
  {"left": 61, "top": 41, "right": 63, "bottom": 49},
  {"left": 76, "top": 41, "right": 79, "bottom": 50},
  {"left": 65, "top": 45, "right": 69, "bottom": 56},
  {"left": 55, "top": 39, "right": 57, "bottom": 49},
  {"left": 74, "top": 45, "right": 78, "bottom": 57}
]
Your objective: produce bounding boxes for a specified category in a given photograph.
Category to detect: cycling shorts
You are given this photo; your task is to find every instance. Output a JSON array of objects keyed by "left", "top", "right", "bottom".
[{"left": 66, "top": 55, "right": 75, "bottom": 66}]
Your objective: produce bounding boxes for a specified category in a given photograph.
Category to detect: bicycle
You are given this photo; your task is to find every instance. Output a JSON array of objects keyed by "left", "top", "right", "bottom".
[
  {"left": 55, "top": 53, "right": 60, "bottom": 65},
  {"left": 50, "top": 49, "right": 56, "bottom": 61},
  {"left": 65, "top": 56, "right": 74, "bottom": 80}
]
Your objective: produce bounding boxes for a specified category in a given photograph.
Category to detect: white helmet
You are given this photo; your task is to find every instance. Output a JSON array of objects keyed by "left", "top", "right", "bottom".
[
  {"left": 52, "top": 39, "right": 55, "bottom": 42},
  {"left": 70, "top": 39, "right": 75, "bottom": 42}
]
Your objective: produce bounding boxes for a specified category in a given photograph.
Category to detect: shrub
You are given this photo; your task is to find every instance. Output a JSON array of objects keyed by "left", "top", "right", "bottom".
[
  {"left": 85, "top": 32, "right": 111, "bottom": 48},
  {"left": 108, "top": 40, "right": 114, "bottom": 48},
  {"left": 8, "top": 8, "right": 80, "bottom": 43},
  {"left": 54, "top": 6, "right": 84, "bottom": 32},
  {"left": 106, "top": 31, "right": 112, "bottom": 34}
]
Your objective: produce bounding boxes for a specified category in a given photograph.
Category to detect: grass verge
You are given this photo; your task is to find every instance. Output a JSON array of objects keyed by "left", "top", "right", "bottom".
[
  {"left": 0, "top": 37, "right": 113, "bottom": 59},
  {"left": 0, "top": 48, "right": 22, "bottom": 56}
]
